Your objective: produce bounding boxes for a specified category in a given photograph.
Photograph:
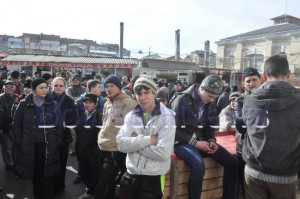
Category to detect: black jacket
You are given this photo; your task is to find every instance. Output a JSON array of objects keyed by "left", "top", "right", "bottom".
[
  {"left": 242, "top": 81, "right": 300, "bottom": 176},
  {"left": 0, "top": 93, "right": 18, "bottom": 133},
  {"left": 51, "top": 92, "right": 77, "bottom": 144},
  {"left": 75, "top": 109, "right": 102, "bottom": 158},
  {"left": 12, "top": 93, "right": 64, "bottom": 179},
  {"left": 171, "top": 84, "right": 218, "bottom": 145}
]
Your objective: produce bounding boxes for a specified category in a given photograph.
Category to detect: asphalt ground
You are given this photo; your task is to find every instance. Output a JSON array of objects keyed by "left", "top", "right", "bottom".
[{"left": 0, "top": 153, "right": 86, "bottom": 199}]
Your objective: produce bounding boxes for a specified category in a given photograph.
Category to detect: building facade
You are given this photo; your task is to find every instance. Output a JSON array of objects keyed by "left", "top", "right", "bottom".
[
  {"left": 215, "top": 14, "right": 300, "bottom": 78},
  {"left": 0, "top": 33, "right": 131, "bottom": 58}
]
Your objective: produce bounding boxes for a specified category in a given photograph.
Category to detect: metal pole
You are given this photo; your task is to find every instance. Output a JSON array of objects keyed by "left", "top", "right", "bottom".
[{"left": 120, "top": 22, "right": 124, "bottom": 58}]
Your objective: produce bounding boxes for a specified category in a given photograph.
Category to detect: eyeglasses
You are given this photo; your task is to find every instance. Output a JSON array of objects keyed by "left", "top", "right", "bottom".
[{"left": 54, "top": 85, "right": 64, "bottom": 87}]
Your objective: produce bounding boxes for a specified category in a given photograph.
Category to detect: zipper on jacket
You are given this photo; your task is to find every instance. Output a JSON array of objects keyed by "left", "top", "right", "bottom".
[{"left": 42, "top": 107, "right": 48, "bottom": 164}]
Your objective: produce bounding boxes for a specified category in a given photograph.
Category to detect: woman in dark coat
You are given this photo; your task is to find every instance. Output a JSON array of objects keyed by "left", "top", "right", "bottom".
[
  {"left": 50, "top": 77, "right": 77, "bottom": 194},
  {"left": 12, "top": 78, "right": 64, "bottom": 199}
]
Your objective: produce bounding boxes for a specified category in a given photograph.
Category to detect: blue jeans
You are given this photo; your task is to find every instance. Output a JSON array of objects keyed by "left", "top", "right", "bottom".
[{"left": 174, "top": 143, "right": 238, "bottom": 199}]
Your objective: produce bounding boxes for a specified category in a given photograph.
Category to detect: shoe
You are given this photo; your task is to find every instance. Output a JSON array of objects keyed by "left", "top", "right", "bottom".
[
  {"left": 77, "top": 193, "right": 95, "bottom": 199},
  {"left": 73, "top": 176, "right": 82, "bottom": 184}
]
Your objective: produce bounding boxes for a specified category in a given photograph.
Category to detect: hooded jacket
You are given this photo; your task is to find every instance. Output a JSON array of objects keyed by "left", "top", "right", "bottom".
[
  {"left": 116, "top": 102, "right": 176, "bottom": 175},
  {"left": 242, "top": 81, "right": 300, "bottom": 176}
]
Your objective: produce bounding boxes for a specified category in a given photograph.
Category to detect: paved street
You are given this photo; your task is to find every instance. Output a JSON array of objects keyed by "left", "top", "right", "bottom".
[{"left": 0, "top": 153, "right": 85, "bottom": 199}]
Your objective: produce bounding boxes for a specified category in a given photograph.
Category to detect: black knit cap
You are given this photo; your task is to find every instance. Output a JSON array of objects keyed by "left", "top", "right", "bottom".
[
  {"left": 31, "top": 78, "right": 47, "bottom": 90},
  {"left": 200, "top": 75, "right": 223, "bottom": 95},
  {"left": 104, "top": 75, "right": 122, "bottom": 90},
  {"left": 83, "top": 93, "right": 98, "bottom": 104},
  {"left": 243, "top": 67, "right": 260, "bottom": 80},
  {"left": 24, "top": 80, "right": 32, "bottom": 88}
]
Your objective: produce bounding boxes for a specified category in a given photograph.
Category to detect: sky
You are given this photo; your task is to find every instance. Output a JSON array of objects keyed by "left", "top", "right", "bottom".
[{"left": 2, "top": 0, "right": 300, "bottom": 58}]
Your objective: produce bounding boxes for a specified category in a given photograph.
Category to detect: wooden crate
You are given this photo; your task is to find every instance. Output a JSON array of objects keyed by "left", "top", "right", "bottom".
[{"left": 163, "top": 158, "right": 224, "bottom": 199}]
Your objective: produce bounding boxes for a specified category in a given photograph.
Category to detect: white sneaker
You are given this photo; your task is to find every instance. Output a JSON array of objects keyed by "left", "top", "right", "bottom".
[{"left": 77, "top": 193, "right": 95, "bottom": 199}]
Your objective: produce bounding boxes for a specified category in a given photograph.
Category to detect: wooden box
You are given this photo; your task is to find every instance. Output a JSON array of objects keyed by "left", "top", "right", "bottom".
[{"left": 163, "top": 157, "right": 224, "bottom": 199}]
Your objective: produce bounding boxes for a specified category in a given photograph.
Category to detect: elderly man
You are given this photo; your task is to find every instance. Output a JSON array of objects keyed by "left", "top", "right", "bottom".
[{"left": 0, "top": 80, "right": 18, "bottom": 171}]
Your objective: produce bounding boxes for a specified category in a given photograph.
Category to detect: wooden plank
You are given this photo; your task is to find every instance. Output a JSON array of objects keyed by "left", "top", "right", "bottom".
[
  {"left": 169, "top": 160, "right": 179, "bottom": 199},
  {"left": 165, "top": 157, "right": 224, "bottom": 199},
  {"left": 203, "top": 167, "right": 224, "bottom": 180},
  {"left": 176, "top": 167, "right": 224, "bottom": 184},
  {"left": 165, "top": 173, "right": 170, "bottom": 186},
  {"left": 177, "top": 177, "right": 223, "bottom": 196},
  {"left": 201, "top": 188, "right": 223, "bottom": 199},
  {"left": 176, "top": 188, "right": 223, "bottom": 199},
  {"left": 175, "top": 158, "right": 222, "bottom": 172}
]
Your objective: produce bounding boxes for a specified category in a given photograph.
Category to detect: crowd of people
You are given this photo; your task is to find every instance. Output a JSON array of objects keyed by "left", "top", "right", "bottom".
[{"left": 0, "top": 54, "right": 299, "bottom": 199}]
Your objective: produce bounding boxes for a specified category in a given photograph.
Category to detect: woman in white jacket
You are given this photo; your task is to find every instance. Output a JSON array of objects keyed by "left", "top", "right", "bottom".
[{"left": 117, "top": 75, "right": 175, "bottom": 199}]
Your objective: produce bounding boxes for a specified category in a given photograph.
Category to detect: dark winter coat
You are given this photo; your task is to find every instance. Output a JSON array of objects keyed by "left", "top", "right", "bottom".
[
  {"left": 171, "top": 84, "right": 219, "bottom": 145},
  {"left": 0, "top": 93, "right": 18, "bottom": 133},
  {"left": 75, "top": 109, "right": 102, "bottom": 158},
  {"left": 12, "top": 93, "right": 64, "bottom": 179},
  {"left": 51, "top": 92, "right": 77, "bottom": 144},
  {"left": 242, "top": 81, "right": 300, "bottom": 176}
]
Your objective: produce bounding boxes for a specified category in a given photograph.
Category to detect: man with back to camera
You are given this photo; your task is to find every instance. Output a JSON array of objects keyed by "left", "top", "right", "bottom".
[
  {"left": 242, "top": 55, "right": 300, "bottom": 199},
  {"left": 171, "top": 75, "right": 238, "bottom": 199}
]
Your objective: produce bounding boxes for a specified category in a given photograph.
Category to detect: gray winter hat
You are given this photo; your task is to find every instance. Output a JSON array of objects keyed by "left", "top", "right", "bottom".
[{"left": 200, "top": 75, "right": 223, "bottom": 95}]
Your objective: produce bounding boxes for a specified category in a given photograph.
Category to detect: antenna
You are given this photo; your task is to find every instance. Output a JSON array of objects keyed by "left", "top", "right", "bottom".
[{"left": 285, "top": 0, "right": 287, "bottom": 22}]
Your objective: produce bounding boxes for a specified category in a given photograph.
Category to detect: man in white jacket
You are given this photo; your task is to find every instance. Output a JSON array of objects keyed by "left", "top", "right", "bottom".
[{"left": 117, "top": 75, "right": 176, "bottom": 199}]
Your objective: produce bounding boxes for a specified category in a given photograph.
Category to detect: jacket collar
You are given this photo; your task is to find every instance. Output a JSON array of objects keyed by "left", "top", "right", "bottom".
[
  {"left": 132, "top": 100, "right": 161, "bottom": 118},
  {"left": 25, "top": 93, "right": 54, "bottom": 107}
]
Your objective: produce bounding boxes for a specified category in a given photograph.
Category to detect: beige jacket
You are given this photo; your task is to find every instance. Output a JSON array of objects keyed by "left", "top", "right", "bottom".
[{"left": 98, "top": 92, "right": 137, "bottom": 151}]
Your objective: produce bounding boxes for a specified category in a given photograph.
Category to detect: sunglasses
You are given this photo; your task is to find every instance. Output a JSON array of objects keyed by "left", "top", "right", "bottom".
[{"left": 54, "top": 85, "right": 64, "bottom": 87}]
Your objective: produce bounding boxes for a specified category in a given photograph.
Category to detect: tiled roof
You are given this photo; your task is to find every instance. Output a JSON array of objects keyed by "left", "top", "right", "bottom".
[
  {"left": 217, "top": 23, "right": 300, "bottom": 43},
  {"left": 2, "top": 55, "right": 137, "bottom": 65}
]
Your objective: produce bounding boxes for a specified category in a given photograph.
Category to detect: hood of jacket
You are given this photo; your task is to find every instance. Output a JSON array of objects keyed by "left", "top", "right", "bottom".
[{"left": 251, "top": 81, "right": 300, "bottom": 111}]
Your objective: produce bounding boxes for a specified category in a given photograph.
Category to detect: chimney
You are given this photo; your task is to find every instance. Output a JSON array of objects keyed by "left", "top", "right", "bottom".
[
  {"left": 120, "top": 22, "right": 124, "bottom": 58},
  {"left": 204, "top": 40, "right": 210, "bottom": 67},
  {"left": 175, "top": 29, "right": 180, "bottom": 61}
]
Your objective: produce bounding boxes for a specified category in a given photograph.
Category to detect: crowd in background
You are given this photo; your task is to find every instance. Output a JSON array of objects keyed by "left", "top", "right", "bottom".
[{"left": 0, "top": 54, "right": 299, "bottom": 199}]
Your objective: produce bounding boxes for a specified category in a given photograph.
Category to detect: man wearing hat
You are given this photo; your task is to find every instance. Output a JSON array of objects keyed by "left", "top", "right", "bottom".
[
  {"left": 96, "top": 75, "right": 137, "bottom": 199},
  {"left": 0, "top": 80, "right": 18, "bottom": 171},
  {"left": 171, "top": 75, "right": 238, "bottom": 199},
  {"left": 117, "top": 75, "right": 175, "bottom": 199},
  {"left": 10, "top": 70, "right": 24, "bottom": 95},
  {"left": 169, "top": 80, "right": 185, "bottom": 105},
  {"left": 218, "top": 92, "right": 240, "bottom": 132},
  {"left": 75, "top": 94, "right": 102, "bottom": 199},
  {"left": 156, "top": 88, "right": 169, "bottom": 107},
  {"left": 233, "top": 67, "right": 262, "bottom": 198},
  {"left": 66, "top": 74, "right": 86, "bottom": 101}
]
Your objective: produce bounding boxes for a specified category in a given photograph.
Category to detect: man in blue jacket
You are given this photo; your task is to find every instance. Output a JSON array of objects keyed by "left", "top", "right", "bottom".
[
  {"left": 242, "top": 55, "right": 300, "bottom": 199},
  {"left": 171, "top": 75, "right": 238, "bottom": 199}
]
